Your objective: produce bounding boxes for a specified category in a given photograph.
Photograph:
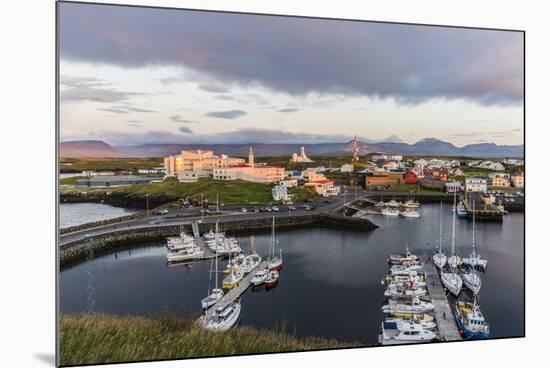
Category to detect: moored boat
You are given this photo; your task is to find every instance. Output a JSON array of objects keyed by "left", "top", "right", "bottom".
[
  {"left": 264, "top": 270, "right": 279, "bottom": 287},
  {"left": 251, "top": 268, "right": 269, "bottom": 286},
  {"left": 454, "top": 300, "right": 490, "bottom": 339},
  {"left": 202, "top": 300, "right": 241, "bottom": 332},
  {"left": 399, "top": 208, "right": 420, "bottom": 218},
  {"left": 382, "top": 297, "right": 434, "bottom": 314},
  {"left": 433, "top": 202, "right": 447, "bottom": 269},
  {"left": 388, "top": 243, "right": 419, "bottom": 265},
  {"left": 381, "top": 207, "right": 399, "bottom": 216},
  {"left": 379, "top": 320, "right": 436, "bottom": 345}
]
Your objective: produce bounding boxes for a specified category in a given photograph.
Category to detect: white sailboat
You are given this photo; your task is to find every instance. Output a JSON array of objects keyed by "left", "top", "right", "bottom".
[
  {"left": 433, "top": 201, "right": 447, "bottom": 269},
  {"left": 201, "top": 232, "right": 224, "bottom": 309},
  {"left": 267, "top": 217, "right": 283, "bottom": 271},
  {"left": 462, "top": 204, "right": 482, "bottom": 295},
  {"left": 441, "top": 192, "right": 463, "bottom": 297},
  {"left": 381, "top": 207, "right": 399, "bottom": 216},
  {"left": 202, "top": 300, "right": 242, "bottom": 331},
  {"left": 399, "top": 208, "right": 420, "bottom": 218}
]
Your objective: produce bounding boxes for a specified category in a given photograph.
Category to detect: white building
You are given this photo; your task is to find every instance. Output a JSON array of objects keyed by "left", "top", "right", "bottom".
[
  {"left": 465, "top": 177, "right": 488, "bottom": 192},
  {"left": 340, "top": 164, "right": 354, "bottom": 173},
  {"left": 477, "top": 161, "right": 505, "bottom": 171},
  {"left": 446, "top": 181, "right": 462, "bottom": 193},
  {"left": 272, "top": 185, "right": 289, "bottom": 201},
  {"left": 372, "top": 153, "right": 389, "bottom": 161},
  {"left": 279, "top": 179, "right": 298, "bottom": 188},
  {"left": 291, "top": 146, "right": 314, "bottom": 163},
  {"left": 389, "top": 154, "right": 403, "bottom": 161}
]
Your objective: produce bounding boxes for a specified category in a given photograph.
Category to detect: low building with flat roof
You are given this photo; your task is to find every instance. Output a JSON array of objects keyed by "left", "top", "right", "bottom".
[{"left": 76, "top": 176, "right": 163, "bottom": 188}]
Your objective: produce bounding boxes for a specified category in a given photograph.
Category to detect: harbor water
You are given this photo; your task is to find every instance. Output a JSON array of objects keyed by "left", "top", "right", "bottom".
[
  {"left": 59, "top": 203, "right": 524, "bottom": 344},
  {"left": 59, "top": 203, "right": 138, "bottom": 229}
]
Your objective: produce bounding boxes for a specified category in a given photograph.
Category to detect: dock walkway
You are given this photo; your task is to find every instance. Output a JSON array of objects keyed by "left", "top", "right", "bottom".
[
  {"left": 200, "top": 260, "right": 267, "bottom": 321},
  {"left": 423, "top": 257, "right": 462, "bottom": 341}
]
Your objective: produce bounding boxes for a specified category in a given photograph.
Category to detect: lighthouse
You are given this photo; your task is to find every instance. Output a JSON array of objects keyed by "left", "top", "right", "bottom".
[{"left": 248, "top": 147, "right": 254, "bottom": 167}]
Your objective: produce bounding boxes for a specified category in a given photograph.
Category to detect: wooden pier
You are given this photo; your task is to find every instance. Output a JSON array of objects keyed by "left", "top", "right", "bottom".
[
  {"left": 191, "top": 220, "right": 216, "bottom": 260},
  {"left": 200, "top": 260, "right": 267, "bottom": 321},
  {"left": 423, "top": 257, "right": 462, "bottom": 341}
]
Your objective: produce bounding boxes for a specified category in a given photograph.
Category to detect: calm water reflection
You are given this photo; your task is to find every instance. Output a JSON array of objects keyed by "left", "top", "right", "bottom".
[
  {"left": 59, "top": 203, "right": 138, "bottom": 229},
  {"left": 60, "top": 203, "right": 524, "bottom": 344}
]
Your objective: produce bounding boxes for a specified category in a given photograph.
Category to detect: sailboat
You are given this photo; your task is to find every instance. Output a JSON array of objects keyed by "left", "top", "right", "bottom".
[
  {"left": 202, "top": 300, "right": 242, "bottom": 332},
  {"left": 433, "top": 202, "right": 447, "bottom": 269},
  {"left": 441, "top": 192, "right": 463, "bottom": 297},
  {"left": 461, "top": 203, "right": 482, "bottom": 295},
  {"left": 201, "top": 243, "right": 224, "bottom": 309},
  {"left": 461, "top": 204, "right": 488, "bottom": 271},
  {"left": 267, "top": 217, "right": 283, "bottom": 271}
]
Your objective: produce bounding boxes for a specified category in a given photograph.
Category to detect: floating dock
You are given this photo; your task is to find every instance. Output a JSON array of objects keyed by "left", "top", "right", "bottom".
[
  {"left": 422, "top": 257, "right": 462, "bottom": 341},
  {"left": 200, "top": 260, "right": 267, "bottom": 321}
]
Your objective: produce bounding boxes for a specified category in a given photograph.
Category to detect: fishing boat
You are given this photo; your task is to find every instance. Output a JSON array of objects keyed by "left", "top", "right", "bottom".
[
  {"left": 384, "top": 285, "right": 427, "bottom": 298},
  {"left": 454, "top": 300, "right": 490, "bottom": 339},
  {"left": 390, "top": 264, "right": 424, "bottom": 276},
  {"left": 264, "top": 270, "right": 279, "bottom": 287},
  {"left": 251, "top": 268, "right": 269, "bottom": 286},
  {"left": 441, "top": 192, "right": 463, "bottom": 297},
  {"left": 381, "top": 207, "right": 399, "bottom": 216},
  {"left": 241, "top": 252, "right": 262, "bottom": 274},
  {"left": 375, "top": 200, "right": 386, "bottom": 208},
  {"left": 399, "top": 208, "right": 420, "bottom": 218},
  {"left": 432, "top": 202, "right": 447, "bottom": 270},
  {"left": 267, "top": 217, "right": 283, "bottom": 271},
  {"left": 201, "top": 247, "right": 224, "bottom": 309},
  {"left": 379, "top": 320, "right": 436, "bottom": 345},
  {"left": 222, "top": 252, "right": 244, "bottom": 289},
  {"left": 461, "top": 204, "right": 482, "bottom": 294},
  {"left": 166, "top": 246, "right": 204, "bottom": 263},
  {"left": 388, "top": 243, "right": 419, "bottom": 265},
  {"left": 385, "top": 200, "right": 400, "bottom": 208},
  {"left": 382, "top": 297, "right": 434, "bottom": 314},
  {"left": 385, "top": 317, "right": 436, "bottom": 330},
  {"left": 202, "top": 300, "right": 241, "bottom": 332}
]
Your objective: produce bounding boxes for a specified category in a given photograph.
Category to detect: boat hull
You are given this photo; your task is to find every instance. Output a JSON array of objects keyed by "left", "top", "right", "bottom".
[{"left": 453, "top": 307, "right": 490, "bottom": 340}]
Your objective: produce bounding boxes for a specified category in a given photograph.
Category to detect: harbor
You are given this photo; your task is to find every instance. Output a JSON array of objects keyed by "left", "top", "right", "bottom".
[{"left": 60, "top": 203, "right": 523, "bottom": 343}]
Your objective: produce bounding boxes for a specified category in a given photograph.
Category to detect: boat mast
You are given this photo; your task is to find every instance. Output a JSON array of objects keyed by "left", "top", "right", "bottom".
[
  {"left": 472, "top": 200, "right": 476, "bottom": 258},
  {"left": 451, "top": 192, "right": 457, "bottom": 263},
  {"left": 439, "top": 201, "right": 443, "bottom": 254},
  {"left": 271, "top": 216, "right": 276, "bottom": 260},
  {"left": 215, "top": 231, "right": 219, "bottom": 290}
]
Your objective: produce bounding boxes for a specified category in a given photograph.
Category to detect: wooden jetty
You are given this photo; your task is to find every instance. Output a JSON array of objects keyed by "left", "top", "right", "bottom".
[
  {"left": 461, "top": 193, "right": 505, "bottom": 221},
  {"left": 200, "top": 260, "right": 268, "bottom": 322},
  {"left": 423, "top": 257, "right": 462, "bottom": 341}
]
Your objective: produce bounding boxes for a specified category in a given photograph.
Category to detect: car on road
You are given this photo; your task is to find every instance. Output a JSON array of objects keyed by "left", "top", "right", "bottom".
[
  {"left": 266, "top": 207, "right": 273, "bottom": 212},
  {"left": 259, "top": 207, "right": 267, "bottom": 212},
  {"left": 272, "top": 206, "right": 279, "bottom": 212},
  {"left": 254, "top": 207, "right": 260, "bottom": 213},
  {"left": 241, "top": 207, "right": 248, "bottom": 213},
  {"left": 288, "top": 206, "right": 296, "bottom": 211},
  {"left": 304, "top": 205, "right": 312, "bottom": 211},
  {"left": 149, "top": 218, "right": 164, "bottom": 224}
]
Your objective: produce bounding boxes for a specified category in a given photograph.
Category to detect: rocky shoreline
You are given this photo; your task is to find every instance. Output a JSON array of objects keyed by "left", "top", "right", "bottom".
[
  {"left": 59, "top": 213, "right": 378, "bottom": 268},
  {"left": 60, "top": 190, "right": 173, "bottom": 209}
]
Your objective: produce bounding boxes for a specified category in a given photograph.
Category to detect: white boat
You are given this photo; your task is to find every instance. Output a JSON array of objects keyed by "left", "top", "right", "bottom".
[
  {"left": 264, "top": 270, "right": 280, "bottom": 287},
  {"left": 390, "top": 264, "right": 424, "bottom": 276},
  {"left": 375, "top": 201, "right": 386, "bottom": 207},
  {"left": 461, "top": 204, "right": 482, "bottom": 295},
  {"left": 166, "top": 246, "right": 204, "bottom": 263},
  {"left": 251, "top": 268, "right": 269, "bottom": 286},
  {"left": 380, "top": 320, "right": 436, "bottom": 345},
  {"left": 385, "top": 200, "right": 400, "bottom": 208},
  {"left": 222, "top": 252, "right": 244, "bottom": 290},
  {"left": 384, "top": 285, "right": 427, "bottom": 298},
  {"left": 461, "top": 254, "right": 488, "bottom": 270},
  {"left": 441, "top": 192, "right": 462, "bottom": 297},
  {"left": 241, "top": 253, "right": 262, "bottom": 274},
  {"left": 433, "top": 202, "right": 447, "bottom": 269},
  {"left": 447, "top": 254, "right": 461, "bottom": 269},
  {"left": 387, "top": 272, "right": 425, "bottom": 285},
  {"left": 385, "top": 317, "right": 436, "bottom": 331},
  {"left": 202, "top": 301, "right": 241, "bottom": 332},
  {"left": 388, "top": 243, "right": 420, "bottom": 265},
  {"left": 454, "top": 299, "right": 490, "bottom": 339},
  {"left": 401, "top": 196, "right": 420, "bottom": 209},
  {"left": 381, "top": 207, "right": 399, "bottom": 216},
  {"left": 382, "top": 297, "right": 434, "bottom": 314},
  {"left": 399, "top": 208, "right": 420, "bottom": 218},
  {"left": 267, "top": 217, "right": 283, "bottom": 271},
  {"left": 201, "top": 237, "right": 224, "bottom": 309}
]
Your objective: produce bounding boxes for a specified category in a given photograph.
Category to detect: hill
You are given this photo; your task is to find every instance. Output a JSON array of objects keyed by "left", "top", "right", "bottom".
[{"left": 60, "top": 140, "right": 123, "bottom": 158}]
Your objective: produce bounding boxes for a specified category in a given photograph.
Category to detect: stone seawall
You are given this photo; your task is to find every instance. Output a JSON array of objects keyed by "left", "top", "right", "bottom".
[
  {"left": 60, "top": 191, "right": 173, "bottom": 209},
  {"left": 59, "top": 213, "right": 378, "bottom": 268}
]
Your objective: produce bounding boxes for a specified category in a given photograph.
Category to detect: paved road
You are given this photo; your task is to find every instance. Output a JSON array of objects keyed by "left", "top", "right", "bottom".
[{"left": 59, "top": 191, "right": 357, "bottom": 246}]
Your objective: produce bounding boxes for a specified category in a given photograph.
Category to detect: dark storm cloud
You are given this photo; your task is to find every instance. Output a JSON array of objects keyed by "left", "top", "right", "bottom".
[
  {"left": 178, "top": 126, "right": 193, "bottom": 134},
  {"left": 205, "top": 110, "right": 247, "bottom": 119},
  {"left": 59, "top": 3, "right": 523, "bottom": 106}
]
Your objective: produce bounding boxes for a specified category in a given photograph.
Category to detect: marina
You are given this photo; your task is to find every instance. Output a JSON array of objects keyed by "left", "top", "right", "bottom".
[{"left": 60, "top": 203, "right": 524, "bottom": 344}]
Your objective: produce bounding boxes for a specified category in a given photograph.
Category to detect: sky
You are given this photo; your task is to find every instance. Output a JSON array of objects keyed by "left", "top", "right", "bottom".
[{"left": 58, "top": 2, "right": 524, "bottom": 147}]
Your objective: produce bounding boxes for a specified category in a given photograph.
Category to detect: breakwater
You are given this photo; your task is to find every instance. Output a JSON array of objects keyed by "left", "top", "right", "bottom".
[
  {"left": 59, "top": 213, "right": 378, "bottom": 267},
  {"left": 60, "top": 190, "right": 173, "bottom": 209}
]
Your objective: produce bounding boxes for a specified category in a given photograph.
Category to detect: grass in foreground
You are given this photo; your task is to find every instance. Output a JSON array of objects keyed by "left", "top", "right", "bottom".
[{"left": 60, "top": 313, "right": 358, "bottom": 366}]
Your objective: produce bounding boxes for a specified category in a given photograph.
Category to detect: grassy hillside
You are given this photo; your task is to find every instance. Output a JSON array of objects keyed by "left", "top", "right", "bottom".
[
  {"left": 60, "top": 313, "right": 358, "bottom": 366},
  {"left": 60, "top": 157, "right": 163, "bottom": 173}
]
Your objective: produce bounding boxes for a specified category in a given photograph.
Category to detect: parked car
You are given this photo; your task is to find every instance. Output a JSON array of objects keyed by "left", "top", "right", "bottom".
[
  {"left": 149, "top": 218, "right": 164, "bottom": 224},
  {"left": 241, "top": 207, "right": 247, "bottom": 213},
  {"left": 304, "top": 205, "right": 312, "bottom": 211},
  {"left": 266, "top": 207, "right": 273, "bottom": 212},
  {"left": 288, "top": 206, "right": 296, "bottom": 211},
  {"left": 259, "top": 207, "right": 267, "bottom": 212},
  {"left": 272, "top": 206, "right": 279, "bottom": 212},
  {"left": 254, "top": 208, "right": 260, "bottom": 213}
]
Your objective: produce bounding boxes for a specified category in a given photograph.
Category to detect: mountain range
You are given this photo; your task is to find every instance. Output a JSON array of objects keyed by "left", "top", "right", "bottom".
[{"left": 60, "top": 138, "right": 524, "bottom": 159}]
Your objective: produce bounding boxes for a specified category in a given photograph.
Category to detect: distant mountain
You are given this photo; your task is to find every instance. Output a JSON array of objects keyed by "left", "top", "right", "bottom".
[
  {"left": 60, "top": 140, "right": 123, "bottom": 158},
  {"left": 60, "top": 139, "right": 523, "bottom": 158}
]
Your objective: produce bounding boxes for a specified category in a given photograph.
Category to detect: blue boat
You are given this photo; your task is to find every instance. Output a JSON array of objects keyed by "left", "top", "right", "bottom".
[{"left": 454, "top": 300, "right": 490, "bottom": 340}]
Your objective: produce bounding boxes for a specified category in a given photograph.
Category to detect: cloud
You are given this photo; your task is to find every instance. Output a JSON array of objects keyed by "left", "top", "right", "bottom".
[
  {"left": 205, "top": 109, "right": 247, "bottom": 119},
  {"left": 215, "top": 95, "right": 235, "bottom": 101},
  {"left": 60, "top": 74, "right": 146, "bottom": 103},
  {"left": 170, "top": 114, "right": 196, "bottom": 123},
  {"left": 59, "top": 3, "right": 523, "bottom": 106},
  {"left": 448, "top": 128, "right": 523, "bottom": 139},
  {"left": 178, "top": 126, "right": 193, "bottom": 134},
  {"left": 99, "top": 105, "right": 156, "bottom": 114},
  {"left": 277, "top": 108, "right": 300, "bottom": 113},
  {"left": 198, "top": 83, "right": 230, "bottom": 93}
]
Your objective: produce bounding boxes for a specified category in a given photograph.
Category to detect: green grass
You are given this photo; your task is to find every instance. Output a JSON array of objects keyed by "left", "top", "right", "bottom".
[
  {"left": 60, "top": 157, "right": 163, "bottom": 172},
  {"left": 59, "top": 176, "right": 86, "bottom": 185},
  {"left": 60, "top": 313, "right": 358, "bottom": 366}
]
